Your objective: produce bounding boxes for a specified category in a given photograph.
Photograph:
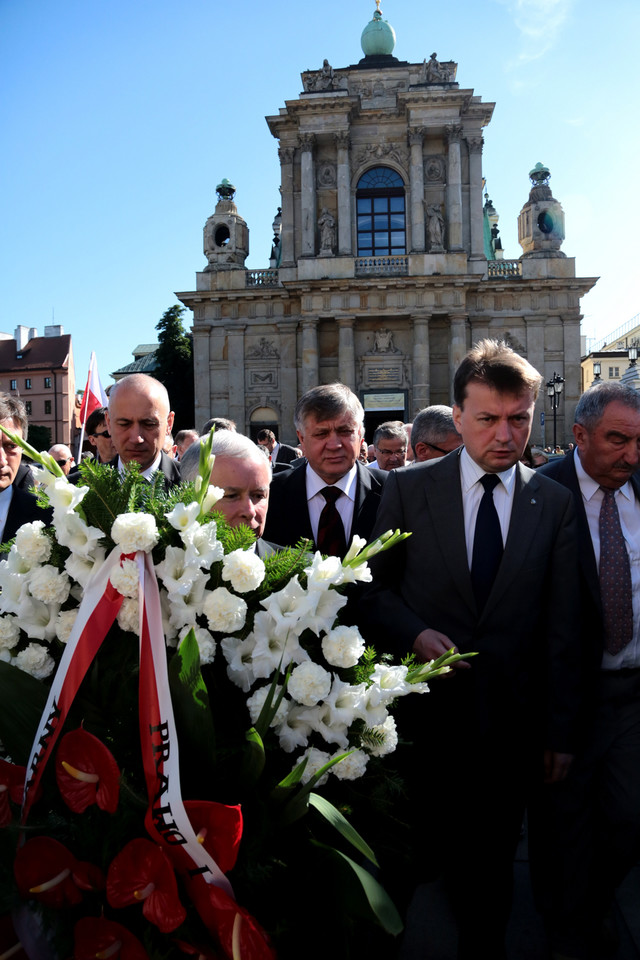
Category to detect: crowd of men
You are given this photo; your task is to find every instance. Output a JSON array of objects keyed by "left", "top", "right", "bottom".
[{"left": 0, "top": 343, "right": 638, "bottom": 960}]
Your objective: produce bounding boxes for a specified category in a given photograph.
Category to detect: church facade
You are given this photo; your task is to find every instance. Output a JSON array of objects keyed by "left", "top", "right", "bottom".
[{"left": 176, "top": 7, "right": 596, "bottom": 447}]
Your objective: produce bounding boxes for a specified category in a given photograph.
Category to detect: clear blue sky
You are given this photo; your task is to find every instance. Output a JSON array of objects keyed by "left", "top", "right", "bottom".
[{"left": 2, "top": 0, "right": 638, "bottom": 394}]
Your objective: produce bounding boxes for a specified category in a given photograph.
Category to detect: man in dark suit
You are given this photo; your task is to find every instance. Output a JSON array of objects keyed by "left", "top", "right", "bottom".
[
  {"left": 362, "top": 340, "right": 580, "bottom": 959},
  {"left": 105, "top": 374, "right": 181, "bottom": 490},
  {"left": 0, "top": 394, "right": 51, "bottom": 542},
  {"left": 256, "top": 428, "right": 299, "bottom": 467},
  {"left": 530, "top": 381, "right": 640, "bottom": 960},
  {"left": 262, "top": 383, "right": 386, "bottom": 556},
  {"left": 180, "top": 430, "right": 278, "bottom": 555}
]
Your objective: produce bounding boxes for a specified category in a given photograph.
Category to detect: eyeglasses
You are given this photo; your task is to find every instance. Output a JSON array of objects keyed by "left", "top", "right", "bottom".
[
  {"left": 424, "top": 441, "right": 453, "bottom": 456},
  {"left": 91, "top": 430, "right": 111, "bottom": 439},
  {"left": 56, "top": 457, "right": 73, "bottom": 467}
]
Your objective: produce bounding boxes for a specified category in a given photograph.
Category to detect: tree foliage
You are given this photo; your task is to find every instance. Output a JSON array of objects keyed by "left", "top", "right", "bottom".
[{"left": 154, "top": 304, "right": 195, "bottom": 433}]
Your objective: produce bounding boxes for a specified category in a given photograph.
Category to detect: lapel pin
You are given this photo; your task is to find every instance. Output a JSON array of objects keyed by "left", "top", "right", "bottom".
[{"left": 530, "top": 498, "right": 537, "bottom": 504}]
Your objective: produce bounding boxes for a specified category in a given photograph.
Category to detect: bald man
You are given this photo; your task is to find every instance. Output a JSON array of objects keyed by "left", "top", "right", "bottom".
[{"left": 105, "top": 374, "right": 181, "bottom": 489}]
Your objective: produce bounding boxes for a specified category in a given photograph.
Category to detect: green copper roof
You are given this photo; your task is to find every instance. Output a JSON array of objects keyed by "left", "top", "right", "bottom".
[{"left": 361, "top": 8, "right": 396, "bottom": 57}]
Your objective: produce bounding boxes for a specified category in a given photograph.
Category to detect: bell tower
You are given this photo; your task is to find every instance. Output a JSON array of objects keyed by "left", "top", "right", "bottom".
[
  {"left": 203, "top": 179, "right": 249, "bottom": 271},
  {"left": 518, "top": 163, "right": 566, "bottom": 258}
]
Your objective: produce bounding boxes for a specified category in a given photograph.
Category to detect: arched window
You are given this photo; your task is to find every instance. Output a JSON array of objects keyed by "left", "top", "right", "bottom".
[{"left": 356, "top": 167, "right": 406, "bottom": 257}]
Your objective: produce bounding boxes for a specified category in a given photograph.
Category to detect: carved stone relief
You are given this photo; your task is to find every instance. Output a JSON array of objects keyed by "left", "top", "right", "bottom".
[
  {"left": 424, "top": 156, "right": 446, "bottom": 182},
  {"left": 353, "top": 142, "right": 409, "bottom": 172},
  {"left": 317, "top": 163, "right": 336, "bottom": 188},
  {"left": 246, "top": 338, "right": 280, "bottom": 359}
]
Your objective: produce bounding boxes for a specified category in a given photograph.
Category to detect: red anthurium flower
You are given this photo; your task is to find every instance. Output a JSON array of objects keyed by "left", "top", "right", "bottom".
[
  {"left": 0, "top": 758, "right": 28, "bottom": 827},
  {"left": 14, "top": 837, "right": 104, "bottom": 909},
  {"left": 173, "top": 940, "right": 218, "bottom": 960},
  {"left": 74, "top": 917, "right": 150, "bottom": 960},
  {"left": 56, "top": 728, "right": 120, "bottom": 814},
  {"left": 107, "top": 839, "right": 186, "bottom": 934},
  {"left": 183, "top": 801, "right": 243, "bottom": 875},
  {"left": 187, "top": 879, "right": 276, "bottom": 960}
]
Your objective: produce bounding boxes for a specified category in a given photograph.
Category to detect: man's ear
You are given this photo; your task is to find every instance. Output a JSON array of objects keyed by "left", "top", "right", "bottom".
[
  {"left": 573, "top": 422, "right": 584, "bottom": 447},
  {"left": 167, "top": 411, "right": 175, "bottom": 433}
]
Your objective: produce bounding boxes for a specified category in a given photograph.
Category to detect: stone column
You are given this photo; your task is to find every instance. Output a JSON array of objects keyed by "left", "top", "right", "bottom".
[
  {"left": 335, "top": 132, "right": 352, "bottom": 256},
  {"left": 409, "top": 128, "right": 425, "bottom": 253},
  {"left": 300, "top": 317, "right": 319, "bottom": 394},
  {"left": 191, "top": 324, "right": 211, "bottom": 428},
  {"left": 226, "top": 325, "right": 247, "bottom": 431},
  {"left": 300, "top": 134, "right": 316, "bottom": 257},
  {"left": 524, "top": 316, "right": 546, "bottom": 447},
  {"left": 448, "top": 314, "right": 468, "bottom": 400},
  {"left": 278, "top": 320, "right": 299, "bottom": 439},
  {"left": 278, "top": 146, "right": 296, "bottom": 266},
  {"left": 467, "top": 136, "right": 485, "bottom": 259},
  {"left": 337, "top": 317, "right": 356, "bottom": 389},
  {"left": 411, "top": 314, "right": 430, "bottom": 411},
  {"left": 446, "top": 124, "right": 463, "bottom": 251}
]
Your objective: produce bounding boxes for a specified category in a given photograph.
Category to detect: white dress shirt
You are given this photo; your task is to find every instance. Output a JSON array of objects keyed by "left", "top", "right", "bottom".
[
  {"left": 117, "top": 452, "right": 163, "bottom": 482},
  {"left": 305, "top": 464, "right": 358, "bottom": 544},
  {"left": 574, "top": 449, "right": 640, "bottom": 669},
  {"left": 458, "top": 447, "right": 517, "bottom": 570}
]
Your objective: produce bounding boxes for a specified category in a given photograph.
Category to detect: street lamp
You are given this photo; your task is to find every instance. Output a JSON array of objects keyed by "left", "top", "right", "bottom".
[
  {"left": 546, "top": 372, "right": 564, "bottom": 450},
  {"left": 592, "top": 360, "right": 602, "bottom": 382}
]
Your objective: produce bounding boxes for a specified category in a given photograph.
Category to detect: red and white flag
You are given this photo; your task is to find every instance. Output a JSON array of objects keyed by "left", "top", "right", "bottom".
[{"left": 79, "top": 351, "right": 108, "bottom": 425}]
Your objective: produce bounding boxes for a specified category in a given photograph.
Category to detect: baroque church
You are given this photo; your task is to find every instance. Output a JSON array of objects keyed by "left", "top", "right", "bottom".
[{"left": 176, "top": 3, "right": 596, "bottom": 446}]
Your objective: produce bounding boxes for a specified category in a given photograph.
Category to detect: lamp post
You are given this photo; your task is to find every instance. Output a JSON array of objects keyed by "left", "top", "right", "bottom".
[
  {"left": 546, "top": 372, "right": 565, "bottom": 450},
  {"left": 592, "top": 360, "right": 602, "bottom": 384}
]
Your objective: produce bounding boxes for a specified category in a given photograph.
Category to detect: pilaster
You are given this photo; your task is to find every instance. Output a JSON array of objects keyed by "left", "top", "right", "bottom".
[
  {"left": 411, "top": 314, "right": 430, "bottom": 411},
  {"left": 446, "top": 125, "right": 463, "bottom": 251},
  {"left": 467, "top": 137, "right": 485, "bottom": 259},
  {"left": 335, "top": 133, "right": 352, "bottom": 256},
  {"left": 409, "top": 128, "right": 425, "bottom": 253},
  {"left": 300, "top": 317, "right": 319, "bottom": 394},
  {"left": 337, "top": 317, "right": 356, "bottom": 389},
  {"left": 449, "top": 314, "right": 468, "bottom": 398},
  {"left": 278, "top": 146, "right": 296, "bottom": 267},
  {"left": 300, "top": 134, "right": 316, "bottom": 257},
  {"left": 226, "top": 325, "right": 247, "bottom": 430}
]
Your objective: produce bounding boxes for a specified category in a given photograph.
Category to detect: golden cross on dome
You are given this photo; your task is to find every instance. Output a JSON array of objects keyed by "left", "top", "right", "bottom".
[{"left": 375, "top": 0, "right": 381, "bottom": 10}]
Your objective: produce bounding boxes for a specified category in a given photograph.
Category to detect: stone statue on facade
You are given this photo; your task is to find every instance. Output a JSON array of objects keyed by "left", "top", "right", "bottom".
[
  {"left": 426, "top": 203, "right": 445, "bottom": 252},
  {"left": 421, "top": 53, "right": 455, "bottom": 84},
  {"left": 303, "top": 59, "right": 342, "bottom": 92},
  {"left": 318, "top": 208, "right": 336, "bottom": 256},
  {"left": 372, "top": 328, "right": 398, "bottom": 354}
]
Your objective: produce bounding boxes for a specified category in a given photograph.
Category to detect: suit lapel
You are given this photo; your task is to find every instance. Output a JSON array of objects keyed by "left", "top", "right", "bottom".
[
  {"left": 423, "top": 452, "right": 476, "bottom": 614},
  {"left": 289, "top": 466, "right": 314, "bottom": 544}
]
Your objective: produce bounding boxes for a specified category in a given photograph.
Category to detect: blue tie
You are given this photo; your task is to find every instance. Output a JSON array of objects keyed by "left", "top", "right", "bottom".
[{"left": 471, "top": 474, "right": 503, "bottom": 611}]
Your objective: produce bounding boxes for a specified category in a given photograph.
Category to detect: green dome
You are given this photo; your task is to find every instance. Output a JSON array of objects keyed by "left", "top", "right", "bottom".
[{"left": 361, "top": 10, "right": 396, "bottom": 57}]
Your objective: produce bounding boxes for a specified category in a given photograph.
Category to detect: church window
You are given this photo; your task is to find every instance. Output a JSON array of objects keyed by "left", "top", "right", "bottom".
[{"left": 356, "top": 167, "right": 406, "bottom": 257}]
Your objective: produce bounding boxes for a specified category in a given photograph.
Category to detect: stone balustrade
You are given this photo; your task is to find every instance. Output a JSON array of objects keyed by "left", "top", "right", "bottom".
[
  {"left": 355, "top": 255, "right": 409, "bottom": 277},
  {"left": 246, "top": 269, "right": 280, "bottom": 287},
  {"left": 487, "top": 260, "right": 522, "bottom": 278}
]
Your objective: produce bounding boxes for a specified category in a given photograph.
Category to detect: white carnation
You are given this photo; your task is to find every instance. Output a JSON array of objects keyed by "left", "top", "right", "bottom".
[
  {"left": 14, "top": 521, "right": 51, "bottom": 564},
  {"left": 117, "top": 597, "right": 140, "bottom": 635},
  {"left": 111, "top": 513, "right": 158, "bottom": 554},
  {"left": 178, "top": 625, "right": 216, "bottom": 665},
  {"left": 332, "top": 748, "right": 368, "bottom": 781},
  {"left": 202, "top": 587, "right": 247, "bottom": 634},
  {"left": 29, "top": 565, "right": 71, "bottom": 605},
  {"left": 0, "top": 616, "right": 21, "bottom": 651},
  {"left": 297, "top": 746, "right": 332, "bottom": 786},
  {"left": 109, "top": 558, "right": 140, "bottom": 598},
  {"left": 365, "top": 715, "right": 398, "bottom": 757},
  {"left": 13, "top": 642, "right": 55, "bottom": 680},
  {"left": 321, "top": 625, "right": 365, "bottom": 668},
  {"left": 221, "top": 549, "right": 265, "bottom": 594},
  {"left": 288, "top": 661, "right": 332, "bottom": 707},
  {"left": 55, "top": 609, "right": 78, "bottom": 644},
  {"left": 247, "top": 684, "right": 289, "bottom": 727}
]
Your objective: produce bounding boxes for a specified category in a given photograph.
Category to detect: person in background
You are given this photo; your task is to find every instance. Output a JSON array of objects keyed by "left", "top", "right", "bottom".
[
  {"left": 0, "top": 394, "right": 52, "bottom": 542},
  {"left": 201, "top": 417, "right": 236, "bottom": 434},
  {"left": 175, "top": 429, "right": 199, "bottom": 460},
  {"left": 85, "top": 406, "right": 117, "bottom": 464},
  {"left": 410, "top": 405, "right": 462, "bottom": 462},
  {"left": 370, "top": 420, "right": 407, "bottom": 471},
  {"left": 256, "top": 428, "right": 298, "bottom": 467},
  {"left": 48, "top": 443, "right": 75, "bottom": 476}
]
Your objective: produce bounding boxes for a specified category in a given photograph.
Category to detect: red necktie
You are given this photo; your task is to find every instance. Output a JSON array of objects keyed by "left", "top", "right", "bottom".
[{"left": 316, "top": 486, "right": 347, "bottom": 558}]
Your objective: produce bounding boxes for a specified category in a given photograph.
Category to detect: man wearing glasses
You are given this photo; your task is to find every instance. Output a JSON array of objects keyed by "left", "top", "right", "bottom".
[
  {"left": 85, "top": 406, "right": 116, "bottom": 464},
  {"left": 410, "top": 404, "right": 462, "bottom": 462},
  {"left": 48, "top": 443, "right": 75, "bottom": 476}
]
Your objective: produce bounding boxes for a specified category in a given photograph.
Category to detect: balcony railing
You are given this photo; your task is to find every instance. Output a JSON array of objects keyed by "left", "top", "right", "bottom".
[
  {"left": 487, "top": 260, "right": 522, "bottom": 278},
  {"left": 246, "top": 269, "right": 280, "bottom": 287},
  {"left": 355, "top": 255, "right": 409, "bottom": 277}
]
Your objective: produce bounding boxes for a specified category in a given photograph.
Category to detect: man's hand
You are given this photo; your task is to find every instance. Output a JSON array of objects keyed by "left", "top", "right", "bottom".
[
  {"left": 412, "top": 629, "right": 470, "bottom": 668},
  {"left": 543, "top": 749, "right": 573, "bottom": 784}
]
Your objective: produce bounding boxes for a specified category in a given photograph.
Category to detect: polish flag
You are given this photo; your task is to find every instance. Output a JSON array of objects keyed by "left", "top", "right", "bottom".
[{"left": 79, "top": 352, "right": 108, "bottom": 425}]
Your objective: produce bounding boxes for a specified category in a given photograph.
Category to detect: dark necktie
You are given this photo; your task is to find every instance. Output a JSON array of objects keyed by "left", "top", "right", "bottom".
[
  {"left": 471, "top": 473, "right": 503, "bottom": 611},
  {"left": 316, "top": 486, "right": 347, "bottom": 558},
  {"left": 599, "top": 488, "right": 633, "bottom": 654}
]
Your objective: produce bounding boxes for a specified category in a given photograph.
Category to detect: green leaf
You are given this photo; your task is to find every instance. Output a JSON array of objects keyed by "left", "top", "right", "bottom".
[
  {"left": 308, "top": 792, "right": 379, "bottom": 867},
  {"left": 240, "top": 726, "right": 265, "bottom": 787},
  {"left": 280, "top": 751, "right": 354, "bottom": 825},
  {"left": 0, "top": 661, "right": 49, "bottom": 764},
  {"left": 168, "top": 629, "right": 216, "bottom": 772},
  {"left": 312, "top": 840, "right": 403, "bottom": 936}
]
